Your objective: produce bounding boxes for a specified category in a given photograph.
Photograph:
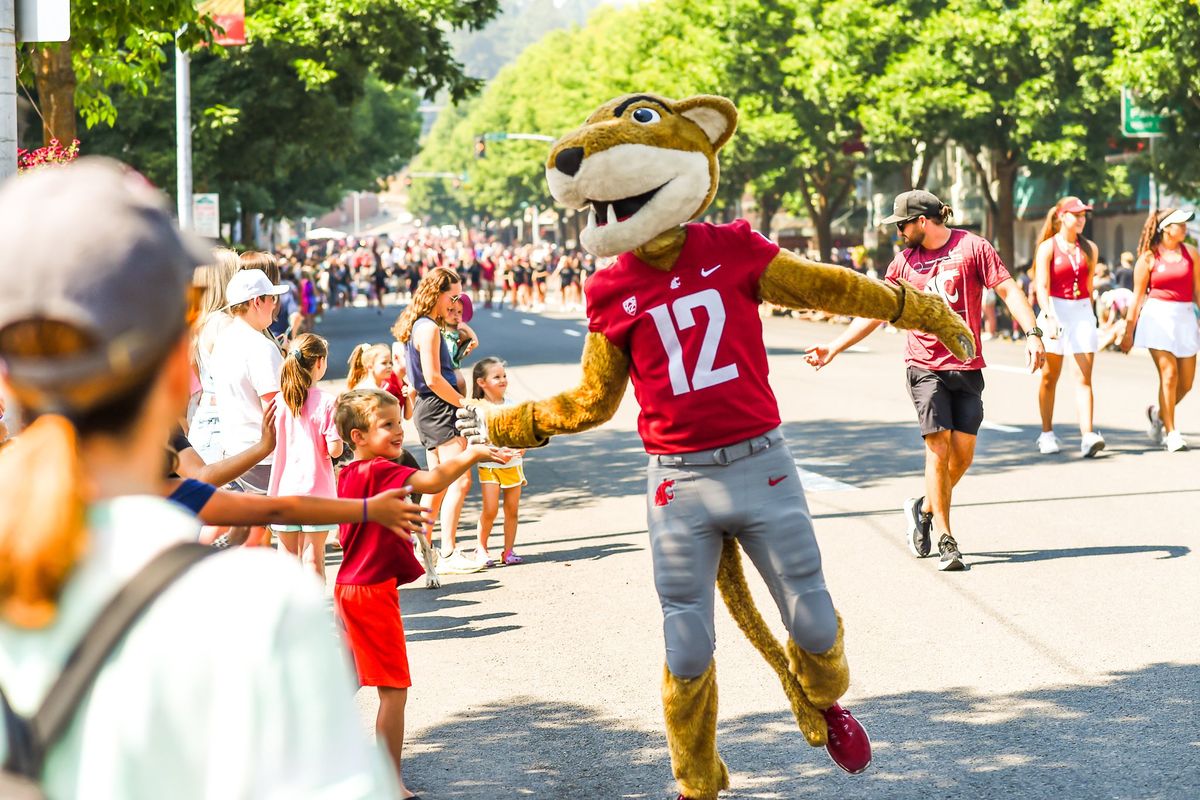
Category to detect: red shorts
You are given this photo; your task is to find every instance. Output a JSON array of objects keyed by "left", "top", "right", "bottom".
[{"left": 333, "top": 580, "right": 412, "bottom": 689}]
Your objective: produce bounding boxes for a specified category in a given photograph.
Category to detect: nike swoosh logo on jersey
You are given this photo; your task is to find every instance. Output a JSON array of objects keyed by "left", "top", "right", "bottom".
[
  {"left": 768, "top": 475, "right": 787, "bottom": 486},
  {"left": 700, "top": 264, "right": 722, "bottom": 277}
]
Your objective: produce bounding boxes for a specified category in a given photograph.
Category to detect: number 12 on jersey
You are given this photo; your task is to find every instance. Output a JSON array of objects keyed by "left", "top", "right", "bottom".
[{"left": 646, "top": 288, "right": 739, "bottom": 396}]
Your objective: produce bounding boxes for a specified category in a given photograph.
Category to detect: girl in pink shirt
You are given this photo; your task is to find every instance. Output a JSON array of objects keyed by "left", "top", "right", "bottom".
[{"left": 268, "top": 333, "right": 344, "bottom": 582}]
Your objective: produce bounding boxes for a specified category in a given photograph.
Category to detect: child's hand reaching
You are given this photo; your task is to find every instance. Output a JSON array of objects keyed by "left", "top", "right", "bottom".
[
  {"left": 366, "top": 487, "right": 431, "bottom": 542},
  {"left": 485, "top": 445, "right": 518, "bottom": 464}
]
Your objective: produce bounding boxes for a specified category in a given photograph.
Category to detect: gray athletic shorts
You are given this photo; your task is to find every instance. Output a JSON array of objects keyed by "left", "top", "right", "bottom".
[{"left": 646, "top": 427, "right": 838, "bottom": 679}]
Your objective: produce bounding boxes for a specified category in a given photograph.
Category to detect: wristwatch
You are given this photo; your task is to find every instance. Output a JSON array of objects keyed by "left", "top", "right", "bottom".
[{"left": 1028, "top": 326, "right": 1044, "bottom": 338}]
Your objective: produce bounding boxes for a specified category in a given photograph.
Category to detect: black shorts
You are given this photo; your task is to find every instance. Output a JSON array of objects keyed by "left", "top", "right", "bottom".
[
  {"left": 905, "top": 366, "right": 985, "bottom": 437},
  {"left": 414, "top": 393, "right": 461, "bottom": 450}
]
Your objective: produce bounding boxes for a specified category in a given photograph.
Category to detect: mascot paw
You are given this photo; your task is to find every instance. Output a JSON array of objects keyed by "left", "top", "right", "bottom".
[
  {"left": 898, "top": 281, "right": 977, "bottom": 362},
  {"left": 455, "top": 403, "right": 490, "bottom": 445}
]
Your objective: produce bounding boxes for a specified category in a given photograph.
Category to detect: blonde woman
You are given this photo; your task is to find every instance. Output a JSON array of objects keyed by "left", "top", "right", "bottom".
[
  {"left": 1032, "top": 196, "right": 1105, "bottom": 457},
  {"left": 189, "top": 247, "right": 241, "bottom": 463},
  {"left": 1122, "top": 208, "right": 1200, "bottom": 451},
  {"left": 392, "top": 267, "right": 482, "bottom": 580}
]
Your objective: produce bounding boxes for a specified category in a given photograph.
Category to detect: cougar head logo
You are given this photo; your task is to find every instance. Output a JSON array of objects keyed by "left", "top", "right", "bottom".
[{"left": 545, "top": 94, "right": 737, "bottom": 258}]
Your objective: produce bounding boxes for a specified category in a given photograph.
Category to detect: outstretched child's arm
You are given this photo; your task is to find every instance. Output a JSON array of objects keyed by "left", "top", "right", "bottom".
[
  {"left": 407, "top": 444, "right": 510, "bottom": 495},
  {"left": 194, "top": 488, "right": 428, "bottom": 539}
]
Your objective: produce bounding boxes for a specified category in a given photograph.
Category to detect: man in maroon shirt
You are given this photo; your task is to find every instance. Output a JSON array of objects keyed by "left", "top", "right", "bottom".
[{"left": 806, "top": 191, "right": 1045, "bottom": 571}]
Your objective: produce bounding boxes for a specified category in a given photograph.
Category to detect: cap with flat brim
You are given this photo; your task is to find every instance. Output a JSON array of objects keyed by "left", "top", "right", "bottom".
[
  {"left": 1159, "top": 209, "right": 1195, "bottom": 230},
  {"left": 881, "top": 189, "right": 944, "bottom": 225},
  {"left": 225, "top": 268, "right": 291, "bottom": 306},
  {"left": 0, "top": 157, "right": 211, "bottom": 393},
  {"left": 1059, "top": 198, "right": 1094, "bottom": 214}
]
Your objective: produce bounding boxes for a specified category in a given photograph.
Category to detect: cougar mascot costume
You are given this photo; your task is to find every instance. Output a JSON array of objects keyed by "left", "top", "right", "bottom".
[{"left": 459, "top": 94, "right": 975, "bottom": 799}]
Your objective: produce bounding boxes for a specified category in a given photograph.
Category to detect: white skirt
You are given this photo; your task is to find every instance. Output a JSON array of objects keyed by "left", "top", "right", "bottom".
[
  {"left": 1043, "top": 297, "right": 1098, "bottom": 356},
  {"left": 1133, "top": 298, "right": 1200, "bottom": 357}
]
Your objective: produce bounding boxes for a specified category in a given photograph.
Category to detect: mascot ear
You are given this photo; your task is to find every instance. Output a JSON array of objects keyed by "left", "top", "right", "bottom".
[{"left": 675, "top": 95, "right": 738, "bottom": 151}]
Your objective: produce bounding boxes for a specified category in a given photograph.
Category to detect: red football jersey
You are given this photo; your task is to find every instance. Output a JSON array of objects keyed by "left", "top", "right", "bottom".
[{"left": 585, "top": 220, "right": 781, "bottom": 454}]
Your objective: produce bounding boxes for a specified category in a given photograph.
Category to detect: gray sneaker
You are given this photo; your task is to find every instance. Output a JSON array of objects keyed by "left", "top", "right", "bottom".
[
  {"left": 904, "top": 496, "right": 933, "bottom": 558},
  {"left": 937, "top": 534, "right": 965, "bottom": 572}
]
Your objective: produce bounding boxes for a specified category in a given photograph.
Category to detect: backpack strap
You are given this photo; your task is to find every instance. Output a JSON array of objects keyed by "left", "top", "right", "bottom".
[{"left": 1, "top": 542, "right": 217, "bottom": 778}]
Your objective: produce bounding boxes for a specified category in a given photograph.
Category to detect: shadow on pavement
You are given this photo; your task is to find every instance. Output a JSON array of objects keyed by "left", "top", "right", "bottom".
[
  {"left": 969, "top": 544, "right": 1190, "bottom": 566},
  {"left": 408, "top": 663, "right": 1200, "bottom": 799}
]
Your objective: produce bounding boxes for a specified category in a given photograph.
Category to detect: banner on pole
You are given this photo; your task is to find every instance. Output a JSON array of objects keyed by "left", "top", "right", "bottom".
[
  {"left": 193, "top": 193, "right": 220, "bottom": 239},
  {"left": 198, "top": 0, "right": 246, "bottom": 47}
]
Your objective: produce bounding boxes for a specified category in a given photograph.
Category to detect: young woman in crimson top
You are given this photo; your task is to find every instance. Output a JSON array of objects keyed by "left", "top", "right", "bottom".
[
  {"left": 1033, "top": 196, "right": 1106, "bottom": 458},
  {"left": 1121, "top": 208, "right": 1200, "bottom": 452},
  {"left": 807, "top": 191, "right": 1045, "bottom": 572}
]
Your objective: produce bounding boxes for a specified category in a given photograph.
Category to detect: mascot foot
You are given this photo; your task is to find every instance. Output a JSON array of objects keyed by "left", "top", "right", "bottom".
[
  {"left": 662, "top": 663, "right": 729, "bottom": 800},
  {"left": 822, "top": 703, "right": 871, "bottom": 774}
]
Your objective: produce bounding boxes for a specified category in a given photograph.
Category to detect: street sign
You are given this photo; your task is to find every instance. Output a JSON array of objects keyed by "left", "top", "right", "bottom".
[
  {"left": 192, "top": 193, "right": 220, "bottom": 239},
  {"left": 16, "top": 0, "right": 69, "bottom": 42},
  {"left": 1121, "top": 87, "right": 1166, "bottom": 138}
]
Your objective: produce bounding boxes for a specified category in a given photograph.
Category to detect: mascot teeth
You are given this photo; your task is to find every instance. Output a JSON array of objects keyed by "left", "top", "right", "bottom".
[{"left": 589, "top": 183, "right": 667, "bottom": 227}]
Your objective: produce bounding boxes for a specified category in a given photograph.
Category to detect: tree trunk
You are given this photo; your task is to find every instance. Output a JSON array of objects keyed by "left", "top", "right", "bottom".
[
  {"left": 994, "top": 157, "right": 1019, "bottom": 272},
  {"left": 756, "top": 190, "right": 780, "bottom": 239},
  {"left": 240, "top": 207, "right": 257, "bottom": 247},
  {"left": 813, "top": 210, "right": 834, "bottom": 263},
  {"left": 30, "top": 42, "right": 76, "bottom": 145}
]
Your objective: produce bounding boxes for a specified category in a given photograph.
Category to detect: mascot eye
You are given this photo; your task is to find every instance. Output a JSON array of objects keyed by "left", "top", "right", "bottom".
[{"left": 631, "top": 107, "right": 661, "bottom": 124}]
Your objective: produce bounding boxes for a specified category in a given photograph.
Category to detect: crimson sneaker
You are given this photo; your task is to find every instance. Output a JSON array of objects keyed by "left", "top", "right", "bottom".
[{"left": 822, "top": 703, "right": 871, "bottom": 774}]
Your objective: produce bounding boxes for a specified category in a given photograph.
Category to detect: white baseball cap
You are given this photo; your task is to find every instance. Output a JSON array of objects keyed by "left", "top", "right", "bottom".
[
  {"left": 226, "top": 268, "right": 289, "bottom": 306},
  {"left": 1158, "top": 209, "right": 1196, "bottom": 231}
]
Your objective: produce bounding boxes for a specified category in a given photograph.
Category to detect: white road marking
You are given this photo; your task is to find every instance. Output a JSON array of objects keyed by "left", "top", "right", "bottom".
[
  {"left": 521, "top": 319, "right": 536, "bottom": 326},
  {"left": 491, "top": 312, "right": 503, "bottom": 318},
  {"left": 793, "top": 460, "right": 858, "bottom": 492},
  {"left": 986, "top": 364, "right": 1035, "bottom": 375},
  {"left": 980, "top": 420, "right": 1022, "bottom": 433},
  {"left": 564, "top": 329, "right": 582, "bottom": 337},
  {"left": 846, "top": 345, "right": 871, "bottom": 353}
]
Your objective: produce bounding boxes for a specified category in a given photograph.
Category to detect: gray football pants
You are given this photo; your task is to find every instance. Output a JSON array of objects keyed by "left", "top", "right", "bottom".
[{"left": 646, "top": 428, "right": 838, "bottom": 679}]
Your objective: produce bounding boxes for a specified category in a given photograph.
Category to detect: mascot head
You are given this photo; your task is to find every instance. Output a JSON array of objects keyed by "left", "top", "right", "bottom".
[{"left": 545, "top": 94, "right": 737, "bottom": 258}]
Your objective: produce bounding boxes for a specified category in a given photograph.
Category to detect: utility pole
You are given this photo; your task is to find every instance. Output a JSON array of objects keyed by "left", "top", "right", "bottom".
[
  {"left": 175, "top": 36, "right": 192, "bottom": 229},
  {"left": 0, "top": 0, "right": 16, "bottom": 181}
]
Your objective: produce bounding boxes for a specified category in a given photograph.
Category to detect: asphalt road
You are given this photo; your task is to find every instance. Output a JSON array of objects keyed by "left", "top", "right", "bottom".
[{"left": 316, "top": 301, "right": 1200, "bottom": 800}]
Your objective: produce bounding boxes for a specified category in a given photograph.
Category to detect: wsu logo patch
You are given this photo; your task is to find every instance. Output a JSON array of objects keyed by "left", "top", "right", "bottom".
[
  {"left": 623, "top": 296, "right": 638, "bottom": 315},
  {"left": 654, "top": 479, "right": 676, "bottom": 507}
]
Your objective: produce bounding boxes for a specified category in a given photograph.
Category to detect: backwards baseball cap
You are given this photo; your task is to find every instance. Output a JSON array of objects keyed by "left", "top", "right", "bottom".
[
  {"left": 881, "top": 190, "right": 945, "bottom": 225},
  {"left": 1059, "top": 197, "right": 1094, "bottom": 215},
  {"left": 1158, "top": 208, "right": 1196, "bottom": 231},
  {"left": 225, "top": 268, "right": 289, "bottom": 306},
  {"left": 0, "top": 157, "right": 211, "bottom": 391}
]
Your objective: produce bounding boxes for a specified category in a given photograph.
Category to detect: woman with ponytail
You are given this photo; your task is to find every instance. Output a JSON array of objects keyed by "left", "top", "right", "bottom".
[
  {"left": 392, "top": 266, "right": 483, "bottom": 581},
  {"left": 1121, "top": 208, "right": 1200, "bottom": 452},
  {"left": 0, "top": 160, "right": 398, "bottom": 795},
  {"left": 1032, "top": 196, "right": 1106, "bottom": 457},
  {"left": 267, "top": 333, "right": 343, "bottom": 582}
]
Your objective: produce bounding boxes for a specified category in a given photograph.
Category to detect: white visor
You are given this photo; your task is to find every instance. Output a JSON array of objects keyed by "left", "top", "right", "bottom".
[{"left": 1158, "top": 209, "right": 1195, "bottom": 231}]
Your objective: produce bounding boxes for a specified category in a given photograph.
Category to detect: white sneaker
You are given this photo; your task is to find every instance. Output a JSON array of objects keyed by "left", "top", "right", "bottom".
[
  {"left": 1165, "top": 430, "right": 1189, "bottom": 452},
  {"left": 1080, "top": 431, "right": 1106, "bottom": 458},
  {"left": 1147, "top": 405, "right": 1165, "bottom": 444},
  {"left": 416, "top": 536, "right": 441, "bottom": 589},
  {"left": 436, "top": 548, "right": 486, "bottom": 575},
  {"left": 472, "top": 547, "right": 495, "bottom": 567},
  {"left": 1036, "top": 431, "right": 1061, "bottom": 454}
]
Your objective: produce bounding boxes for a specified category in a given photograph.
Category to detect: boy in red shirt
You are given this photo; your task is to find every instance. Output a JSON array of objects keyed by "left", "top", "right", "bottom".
[{"left": 334, "top": 388, "right": 511, "bottom": 799}]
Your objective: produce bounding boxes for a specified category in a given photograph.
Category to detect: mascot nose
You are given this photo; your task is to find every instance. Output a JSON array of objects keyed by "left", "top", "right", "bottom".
[{"left": 554, "top": 147, "right": 585, "bottom": 177}]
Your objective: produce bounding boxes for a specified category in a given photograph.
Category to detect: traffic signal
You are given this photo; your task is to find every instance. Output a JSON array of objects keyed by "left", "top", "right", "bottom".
[{"left": 474, "top": 136, "right": 486, "bottom": 159}]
